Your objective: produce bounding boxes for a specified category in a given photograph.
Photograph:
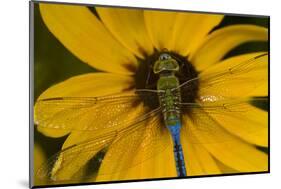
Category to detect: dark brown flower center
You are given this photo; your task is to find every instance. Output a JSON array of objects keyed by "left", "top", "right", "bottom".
[{"left": 134, "top": 50, "right": 199, "bottom": 110}]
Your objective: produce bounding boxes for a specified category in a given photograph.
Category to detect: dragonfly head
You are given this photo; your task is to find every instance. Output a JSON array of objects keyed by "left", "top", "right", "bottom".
[{"left": 153, "top": 53, "right": 179, "bottom": 75}]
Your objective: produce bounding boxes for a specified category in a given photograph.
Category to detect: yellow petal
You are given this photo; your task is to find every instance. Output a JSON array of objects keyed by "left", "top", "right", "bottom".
[
  {"left": 184, "top": 111, "right": 268, "bottom": 172},
  {"left": 50, "top": 133, "right": 113, "bottom": 181},
  {"left": 61, "top": 102, "right": 147, "bottom": 149},
  {"left": 171, "top": 13, "right": 223, "bottom": 56},
  {"left": 210, "top": 104, "right": 268, "bottom": 147},
  {"left": 62, "top": 131, "right": 100, "bottom": 149},
  {"left": 215, "top": 160, "right": 239, "bottom": 174},
  {"left": 34, "top": 73, "right": 134, "bottom": 138},
  {"left": 37, "top": 73, "right": 133, "bottom": 99},
  {"left": 34, "top": 143, "right": 47, "bottom": 186},
  {"left": 181, "top": 119, "right": 221, "bottom": 176},
  {"left": 248, "top": 82, "right": 268, "bottom": 96},
  {"left": 41, "top": 103, "right": 154, "bottom": 181},
  {"left": 191, "top": 25, "right": 268, "bottom": 71},
  {"left": 199, "top": 52, "right": 268, "bottom": 97},
  {"left": 144, "top": 10, "right": 177, "bottom": 50},
  {"left": 96, "top": 7, "right": 154, "bottom": 58},
  {"left": 39, "top": 3, "right": 137, "bottom": 74},
  {"left": 96, "top": 114, "right": 176, "bottom": 181},
  {"left": 36, "top": 125, "right": 70, "bottom": 138}
]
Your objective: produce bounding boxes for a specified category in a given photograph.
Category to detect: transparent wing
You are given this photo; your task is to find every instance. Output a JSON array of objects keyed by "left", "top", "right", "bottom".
[
  {"left": 175, "top": 53, "right": 268, "bottom": 98},
  {"left": 36, "top": 108, "right": 171, "bottom": 181},
  {"left": 97, "top": 110, "right": 171, "bottom": 176},
  {"left": 175, "top": 53, "right": 268, "bottom": 144},
  {"left": 36, "top": 132, "right": 115, "bottom": 182},
  {"left": 34, "top": 91, "right": 159, "bottom": 133},
  {"left": 180, "top": 97, "right": 268, "bottom": 144}
]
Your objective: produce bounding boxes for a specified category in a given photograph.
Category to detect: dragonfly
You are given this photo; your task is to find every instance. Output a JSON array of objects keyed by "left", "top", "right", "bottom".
[{"left": 34, "top": 52, "right": 268, "bottom": 181}]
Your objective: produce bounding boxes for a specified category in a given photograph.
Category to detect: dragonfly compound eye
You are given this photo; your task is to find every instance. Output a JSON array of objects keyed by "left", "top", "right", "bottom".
[{"left": 159, "top": 53, "right": 171, "bottom": 60}]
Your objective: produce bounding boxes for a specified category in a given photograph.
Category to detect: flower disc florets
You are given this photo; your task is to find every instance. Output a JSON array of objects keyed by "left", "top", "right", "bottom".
[{"left": 135, "top": 50, "right": 199, "bottom": 111}]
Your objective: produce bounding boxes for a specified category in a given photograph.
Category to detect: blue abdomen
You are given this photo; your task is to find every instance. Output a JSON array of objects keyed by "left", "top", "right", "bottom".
[{"left": 167, "top": 120, "right": 187, "bottom": 177}]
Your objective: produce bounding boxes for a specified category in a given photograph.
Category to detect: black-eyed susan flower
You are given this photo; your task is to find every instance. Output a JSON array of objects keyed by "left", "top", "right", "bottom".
[{"left": 34, "top": 3, "right": 268, "bottom": 184}]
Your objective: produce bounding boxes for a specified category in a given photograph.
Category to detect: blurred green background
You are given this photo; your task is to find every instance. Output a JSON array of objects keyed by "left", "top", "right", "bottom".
[{"left": 33, "top": 2, "right": 269, "bottom": 181}]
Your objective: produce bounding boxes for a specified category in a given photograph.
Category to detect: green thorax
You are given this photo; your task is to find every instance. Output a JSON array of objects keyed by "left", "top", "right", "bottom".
[
  {"left": 157, "top": 74, "right": 181, "bottom": 126},
  {"left": 153, "top": 52, "right": 182, "bottom": 126},
  {"left": 157, "top": 74, "right": 180, "bottom": 91}
]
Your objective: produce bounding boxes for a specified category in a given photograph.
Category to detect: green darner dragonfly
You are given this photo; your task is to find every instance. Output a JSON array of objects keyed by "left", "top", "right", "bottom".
[{"left": 34, "top": 52, "right": 268, "bottom": 181}]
